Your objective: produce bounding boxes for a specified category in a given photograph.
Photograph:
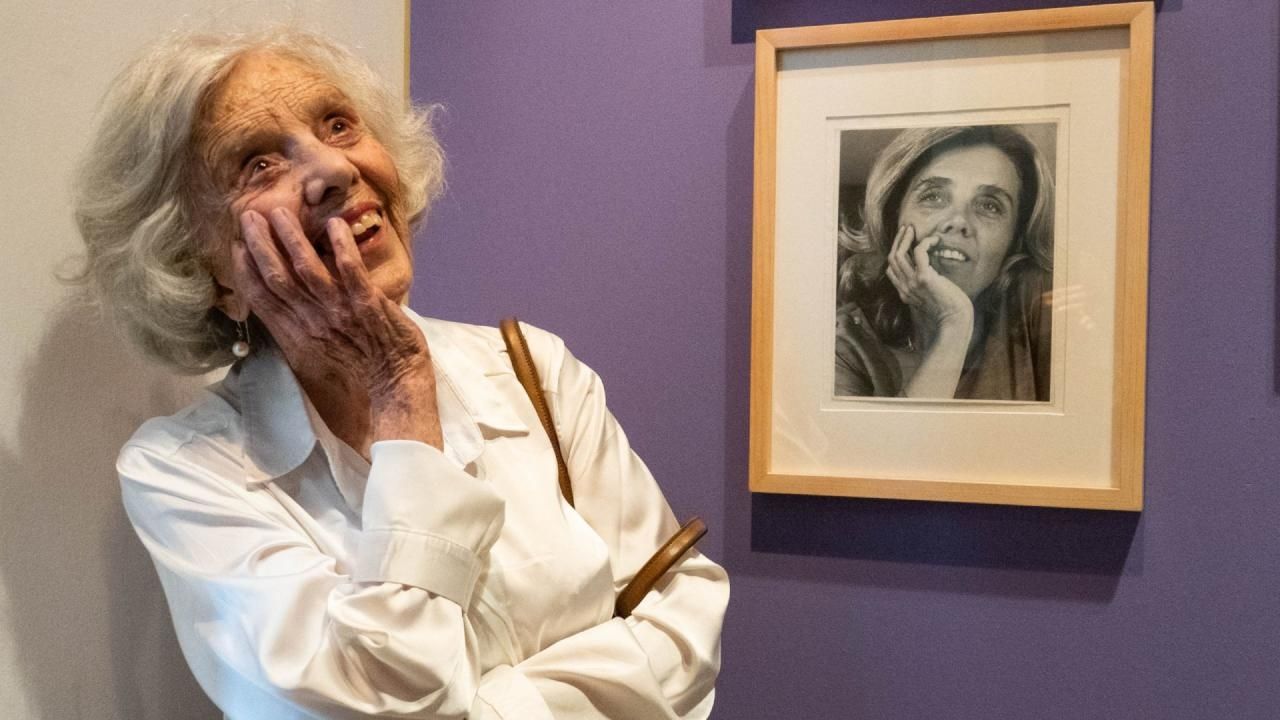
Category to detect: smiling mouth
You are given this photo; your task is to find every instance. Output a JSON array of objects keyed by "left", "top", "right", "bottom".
[
  {"left": 929, "top": 246, "right": 969, "bottom": 263},
  {"left": 348, "top": 209, "right": 382, "bottom": 241},
  {"left": 309, "top": 209, "right": 383, "bottom": 256}
]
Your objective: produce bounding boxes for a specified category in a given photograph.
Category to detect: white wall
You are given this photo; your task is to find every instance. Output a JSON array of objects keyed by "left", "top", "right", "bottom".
[{"left": 0, "top": 2, "right": 405, "bottom": 717}]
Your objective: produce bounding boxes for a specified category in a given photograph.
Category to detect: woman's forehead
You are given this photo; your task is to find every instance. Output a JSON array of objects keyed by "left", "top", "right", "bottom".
[
  {"left": 914, "top": 144, "right": 1019, "bottom": 190},
  {"left": 195, "top": 51, "right": 351, "bottom": 160},
  {"left": 192, "top": 51, "right": 354, "bottom": 184},
  {"left": 204, "top": 51, "right": 347, "bottom": 125}
]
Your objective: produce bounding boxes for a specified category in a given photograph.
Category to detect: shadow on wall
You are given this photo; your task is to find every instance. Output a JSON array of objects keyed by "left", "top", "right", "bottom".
[
  {"left": 0, "top": 299, "right": 219, "bottom": 719},
  {"left": 744, "top": 493, "right": 1140, "bottom": 603}
]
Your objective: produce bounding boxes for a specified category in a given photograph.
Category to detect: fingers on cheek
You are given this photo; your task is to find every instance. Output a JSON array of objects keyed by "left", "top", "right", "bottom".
[
  {"left": 242, "top": 212, "right": 270, "bottom": 252},
  {"left": 328, "top": 221, "right": 363, "bottom": 265},
  {"left": 334, "top": 251, "right": 366, "bottom": 286},
  {"left": 334, "top": 221, "right": 359, "bottom": 249},
  {"left": 232, "top": 251, "right": 267, "bottom": 305},
  {"left": 885, "top": 268, "right": 909, "bottom": 303},
  {"left": 259, "top": 267, "right": 294, "bottom": 296},
  {"left": 330, "top": 237, "right": 372, "bottom": 288},
  {"left": 268, "top": 207, "right": 305, "bottom": 241},
  {"left": 886, "top": 256, "right": 903, "bottom": 280},
  {"left": 293, "top": 259, "right": 334, "bottom": 297},
  {"left": 888, "top": 264, "right": 914, "bottom": 295},
  {"left": 893, "top": 257, "right": 914, "bottom": 284},
  {"left": 238, "top": 211, "right": 262, "bottom": 245},
  {"left": 241, "top": 283, "right": 285, "bottom": 324},
  {"left": 896, "top": 249, "right": 914, "bottom": 271},
  {"left": 914, "top": 236, "right": 937, "bottom": 263}
]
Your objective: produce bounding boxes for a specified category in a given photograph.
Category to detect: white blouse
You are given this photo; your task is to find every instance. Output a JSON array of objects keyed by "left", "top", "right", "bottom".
[{"left": 118, "top": 311, "right": 728, "bottom": 719}]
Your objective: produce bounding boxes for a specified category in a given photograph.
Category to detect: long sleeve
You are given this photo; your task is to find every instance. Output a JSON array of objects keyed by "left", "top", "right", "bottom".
[
  {"left": 120, "top": 318, "right": 727, "bottom": 720},
  {"left": 119, "top": 431, "right": 507, "bottom": 719},
  {"left": 493, "top": 324, "right": 728, "bottom": 719}
]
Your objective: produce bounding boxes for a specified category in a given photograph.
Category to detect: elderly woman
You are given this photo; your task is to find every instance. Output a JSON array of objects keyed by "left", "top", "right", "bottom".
[
  {"left": 74, "top": 30, "right": 727, "bottom": 720},
  {"left": 835, "top": 124, "right": 1055, "bottom": 401}
]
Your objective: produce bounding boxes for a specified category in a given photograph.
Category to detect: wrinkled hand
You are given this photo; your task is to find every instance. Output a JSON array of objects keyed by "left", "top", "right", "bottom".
[
  {"left": 884, "top": 224, "right": 974, "bottom": 332},
  {"left": 232, "top": 208, "right": 441, "bottom": 446}
]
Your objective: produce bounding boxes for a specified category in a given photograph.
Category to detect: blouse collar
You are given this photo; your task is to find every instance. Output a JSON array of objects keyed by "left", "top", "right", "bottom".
[{"left": 229, "top": 308, "right": 528, "bottom": 485}]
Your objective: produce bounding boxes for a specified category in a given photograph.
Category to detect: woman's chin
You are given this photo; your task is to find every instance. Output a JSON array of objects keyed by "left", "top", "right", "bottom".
[
  {"left": 933, "top": 264, "right": 965, "bottom": 288},
  {"left": 370, "top": 265, "right": 413, "bottom": 304}
]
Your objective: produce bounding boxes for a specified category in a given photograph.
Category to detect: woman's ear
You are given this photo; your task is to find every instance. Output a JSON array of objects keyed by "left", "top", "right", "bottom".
[
  {"left": 205, "top": 227, "right": 250, "bottom": 322},
  {"left": 213, "top": 278, "right": 250, "bottom": 322}
]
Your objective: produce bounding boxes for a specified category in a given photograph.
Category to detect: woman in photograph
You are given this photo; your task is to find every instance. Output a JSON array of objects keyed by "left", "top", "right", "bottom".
[
  {"left": 835, "top": 124, "right": 1055, "bottom": 401},
  {"left": 73, "top": 29, "right": 726, "bottom": 719}
]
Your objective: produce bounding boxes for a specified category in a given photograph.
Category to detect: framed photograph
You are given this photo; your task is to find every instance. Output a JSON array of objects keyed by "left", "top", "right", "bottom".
[{"left": 749, "top": 3, "right": 1153, "bottom": 509}]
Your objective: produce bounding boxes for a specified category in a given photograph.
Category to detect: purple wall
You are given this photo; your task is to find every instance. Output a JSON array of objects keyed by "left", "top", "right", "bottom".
[{"left": 410, "top": 1, "right": 1279, "bottom": 717}]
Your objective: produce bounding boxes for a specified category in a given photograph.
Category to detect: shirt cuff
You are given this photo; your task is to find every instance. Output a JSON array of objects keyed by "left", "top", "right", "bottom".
[
  {"left": 471, "top": 664, "right": 554, "bottom": 720},
  {"left": 356, "top": 440, "right": 505, "bottom": 607}
]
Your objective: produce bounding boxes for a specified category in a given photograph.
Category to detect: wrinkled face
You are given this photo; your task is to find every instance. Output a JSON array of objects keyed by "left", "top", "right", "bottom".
[
  {"left": 197, "top": 51, "right": 411, "bottom": 309},
  {"left": 898, "top": 144, "right": 1021, "bottom": 299}
]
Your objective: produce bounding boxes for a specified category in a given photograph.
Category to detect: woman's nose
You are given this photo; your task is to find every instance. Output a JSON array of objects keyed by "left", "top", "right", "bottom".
[
  {"left": 938, "top": 210, "right": 971, "bottom": 237},
  {"left": 301, "top": 142, "right": 359, "bottom": 207}
]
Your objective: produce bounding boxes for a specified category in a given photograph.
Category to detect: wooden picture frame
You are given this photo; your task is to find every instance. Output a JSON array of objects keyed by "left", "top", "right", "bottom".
[{"left": 749, "top": 3, "right": 1153, "bottom": 510}]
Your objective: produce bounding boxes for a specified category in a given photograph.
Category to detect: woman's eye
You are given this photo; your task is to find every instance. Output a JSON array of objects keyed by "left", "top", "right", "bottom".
[
  {"left": 327, "top": 115, "right": 354, "bottom": 137},
  {"left": 242, "top": 156, "right": 273, "bottom": 178},
  {"left": 235, "top": 154, "right": 282, "bottom": 186},
  {"left": 976, "top": 197, "right": 1006, "bottom": 217},
  {"left": 916, "top": 189, "right": 945, "bottom": 207}
]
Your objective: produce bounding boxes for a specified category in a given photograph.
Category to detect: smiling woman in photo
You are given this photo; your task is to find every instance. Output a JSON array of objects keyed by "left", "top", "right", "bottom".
[{"left": 835, "top": 124, "right": 1056, "bottom": 401}]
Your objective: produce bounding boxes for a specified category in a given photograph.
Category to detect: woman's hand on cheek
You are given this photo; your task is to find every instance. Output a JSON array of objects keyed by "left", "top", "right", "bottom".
[
  {"left": 886, "top": 225, "right": 974, "bottom": 332},
  {"left": 232, "top": 208, "right": 443, "bottom": 449},
  {"left": 887, "top": 225, "right": 974, "bottom": 399}
]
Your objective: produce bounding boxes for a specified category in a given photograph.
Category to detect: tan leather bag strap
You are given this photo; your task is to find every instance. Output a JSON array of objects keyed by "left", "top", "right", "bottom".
[
  {"left": 499, "top": 316, "right": 706, "bottom": 619},
  {"left": 500, "top": 317, "right": 574, "bottom": 506},
  {"left": 614, "top": 517, "right": 707, "bottom": 619}
]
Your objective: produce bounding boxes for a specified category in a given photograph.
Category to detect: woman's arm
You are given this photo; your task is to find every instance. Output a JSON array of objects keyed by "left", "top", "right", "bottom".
[
  {"left": 885, "top": 224, "right": 974, "bottom": 398},
  {"left": 119, "top": 430, "right": 508, "bottom": 719},
  {"left": 123, "top": 322, "right": 725, "bottom": 719},
  {"left": 902, "top": 321, "right": 971, "bottom": 398},
  {"left": 506, "top": 324, "right": 729, "bottom": 719}
]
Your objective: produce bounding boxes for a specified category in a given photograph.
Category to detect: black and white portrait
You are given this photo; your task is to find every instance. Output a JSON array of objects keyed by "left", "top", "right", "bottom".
[{"left": 834, "top": 123, "right": 1057, "bottom": 401}]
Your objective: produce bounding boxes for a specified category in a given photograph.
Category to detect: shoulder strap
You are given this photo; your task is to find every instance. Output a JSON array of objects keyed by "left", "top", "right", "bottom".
[
  {"left": 499, "top": 317, "right": 574, "bottom": 507},
  {"left": 499, "top": 317, "right": 706, "bottom": 619},
  {"left": 614, "top": 517, "right": 707, "bottom": 618}
]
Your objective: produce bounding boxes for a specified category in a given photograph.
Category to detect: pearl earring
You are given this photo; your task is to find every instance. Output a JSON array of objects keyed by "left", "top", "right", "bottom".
[{"left": 231, "top": 321, "right": 251, "bottom": 358}]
